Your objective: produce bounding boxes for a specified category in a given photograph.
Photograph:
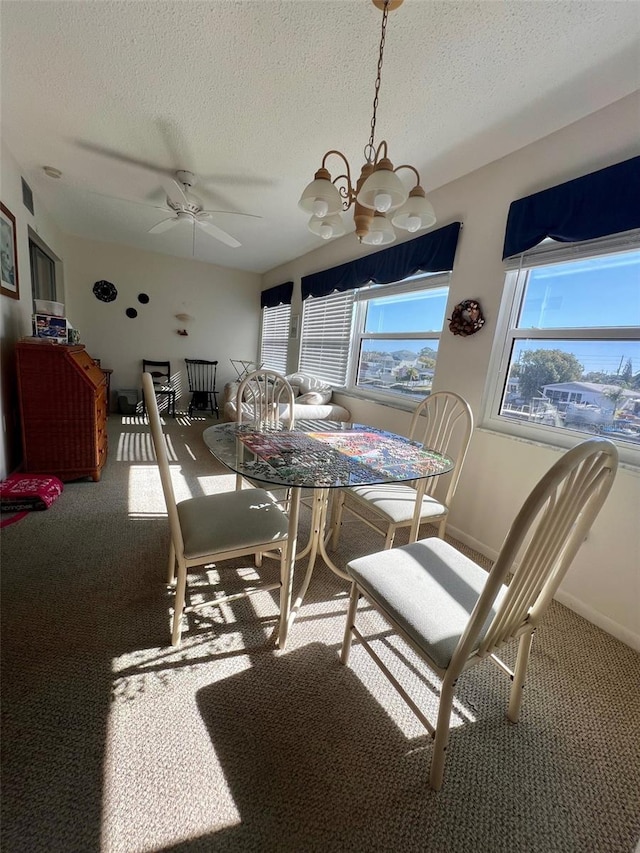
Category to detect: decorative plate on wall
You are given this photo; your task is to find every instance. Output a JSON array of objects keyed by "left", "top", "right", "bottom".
[
  {"left": 138, "top": 293, "right": 149, "bottom": 304},
  {"left": 125, "top": 308, "right": 138, "bottom": 318},
  {"left": 93, "top": 280, "right": 117, "bottom": 303}
]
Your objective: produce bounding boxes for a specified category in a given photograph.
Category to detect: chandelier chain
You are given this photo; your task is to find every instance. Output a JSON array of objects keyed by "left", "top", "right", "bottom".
[{"left": 366, "top": 0, "right": 390, "bottom": 163}]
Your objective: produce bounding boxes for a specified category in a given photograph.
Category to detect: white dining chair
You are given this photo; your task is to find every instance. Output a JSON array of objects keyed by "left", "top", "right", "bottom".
[
  {"left": 142, "top": 372, "right": 292, "bottom": 647},
  {"left": 341, "top": 437, "right": 618, "bottom": 790},
  {"left": 331, "top": 391, "right": 473, "bottom": 549},
  {"left": 235, "top": 368, "right": 296, "bottom": 498}
]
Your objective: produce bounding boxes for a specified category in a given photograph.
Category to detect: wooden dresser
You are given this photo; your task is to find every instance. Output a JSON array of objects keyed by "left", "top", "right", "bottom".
[{"left": 16, "top": 341, "right": 108, "bottom": 482}]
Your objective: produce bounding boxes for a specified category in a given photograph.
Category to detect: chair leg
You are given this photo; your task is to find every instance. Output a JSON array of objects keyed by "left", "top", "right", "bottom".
[
  {"left": 508, "top": 630, "right": 534, "bottom": 723},
  {"left": 167, "top": 540, "right": 176, "bottom": 584},
  {"left": 171, "top": 562, "right": 188, "bottom": 646},
  {"left": 340, "top": 581, "right": 360, "bottom": 665},
  {"left": 255, "top": 552, "right": 263, "bottom": 567},
  {"left": 384, "top": 524, "right": 395, "bottom": 549},
  {"left": 430, "top": 672, "right": 457, "bottom": 791},
  {"left": 436, "top": 516, "right": 447, "bottom": 539},
  {"left": 235, "top": 472, "right": 244, "bottom": 491}
]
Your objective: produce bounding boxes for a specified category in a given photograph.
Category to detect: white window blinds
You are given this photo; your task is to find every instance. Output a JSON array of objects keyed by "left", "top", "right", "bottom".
[
  {"left": 260, "top": 303, "right": 291, "bottom": 374},
  {"left": 300, "top": 290, "right": 355, "bottom": 385}
]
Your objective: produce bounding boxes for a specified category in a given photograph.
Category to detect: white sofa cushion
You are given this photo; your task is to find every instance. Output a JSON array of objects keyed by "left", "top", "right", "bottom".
[
  {"left": 297, "top": 390, "right": 332, "bottom": 405},
  {"left": 286, "top": 373, "right": 333, "bottom": 396}
]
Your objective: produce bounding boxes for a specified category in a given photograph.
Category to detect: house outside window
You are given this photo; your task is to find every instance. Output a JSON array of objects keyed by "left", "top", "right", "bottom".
[
  {"left": 259, "top": 302, "right": 291, "bottom": 374},
  {"left": 485, "top": 230, "right": 640, "bottom": 460},
  {"left": 300, "top": 273, "right": 450, "bottom": 402}
]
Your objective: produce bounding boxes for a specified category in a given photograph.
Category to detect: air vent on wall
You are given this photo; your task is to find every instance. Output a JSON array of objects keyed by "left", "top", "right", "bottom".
[{"left": 21, "top": 178, "right": 34, "bottom": 215}]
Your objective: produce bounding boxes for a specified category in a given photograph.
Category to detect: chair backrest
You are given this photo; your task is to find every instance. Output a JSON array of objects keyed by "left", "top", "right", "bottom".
[
  {"left": 450, "top": 438, "right": 618, "bottom": 671},
  {"left": 184, "top": 359, "right": 217, "bottom": 392},
  {"left": 142, "top": 360, "right": 172, "bottom": 389},
  {"left": 236, "top": 369, "right": 296, "bottom": 428},
  {"left": 142, "top": 372, "right": 185, "bottom": 557},
  {"left": 408, "top": 391, "right": 473, "bottom": 503}
]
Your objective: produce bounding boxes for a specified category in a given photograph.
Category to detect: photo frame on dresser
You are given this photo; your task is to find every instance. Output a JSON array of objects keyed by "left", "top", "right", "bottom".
[{"left": 0, "top": 202, "right": 20, "bottom": 300}]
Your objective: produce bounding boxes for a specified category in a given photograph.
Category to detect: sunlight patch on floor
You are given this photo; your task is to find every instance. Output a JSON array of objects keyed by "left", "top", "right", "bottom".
[{"left": 102, "top": 658, "right": 242, "bottom": 852}]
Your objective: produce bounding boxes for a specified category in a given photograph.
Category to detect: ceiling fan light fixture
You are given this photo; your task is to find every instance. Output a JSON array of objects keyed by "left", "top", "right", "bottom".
[{"left": 299, "top": 0, "right": 436, "bottom": 245}]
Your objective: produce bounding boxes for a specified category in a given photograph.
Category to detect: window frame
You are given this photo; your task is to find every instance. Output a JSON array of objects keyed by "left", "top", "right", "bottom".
[{"left": 482, "top": 230, "right": 640, "bottom": 465}]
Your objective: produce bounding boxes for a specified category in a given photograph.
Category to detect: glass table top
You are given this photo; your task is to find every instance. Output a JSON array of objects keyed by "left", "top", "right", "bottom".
[{"left": 202, "top": 420, "right": 454, "bottom": 489}]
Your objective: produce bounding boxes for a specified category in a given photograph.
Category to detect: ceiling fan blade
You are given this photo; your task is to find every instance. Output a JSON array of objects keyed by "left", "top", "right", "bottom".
[
  {"left": 201, "top": 209, "right": 263, "bottom": 220},
  {"left": 196, "top": 218, "right": 241, "bottom": 248},
  {"left": 148, "top": 217, "right": 179, "bottom": 234},
  {"left": 199, "top": 174, "right": 275, "bottom": 188},
  {"left": 158, "top": 176, "right": 189, "bottom": 207},
  {"left": 74, "top": 140, "right": 176, "bottom": 176},
  {"left": 88, "top": 190, "right": 167, "bottom": 211}
]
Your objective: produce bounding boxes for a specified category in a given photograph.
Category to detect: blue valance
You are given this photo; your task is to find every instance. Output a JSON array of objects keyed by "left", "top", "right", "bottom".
[
  {"left": 301, "top": 222, "right": 462, "bottom": 301},
  {"left": 261, "top": 281, "right": 293, "bottom": 309},
  {"left": 502, "top": 156, "right": 640, "bottom": 260}
]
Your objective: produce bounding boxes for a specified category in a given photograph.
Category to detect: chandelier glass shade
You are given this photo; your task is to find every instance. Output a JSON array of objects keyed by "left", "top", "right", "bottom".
[{"left": 299, "top": 0, "right": 436, "bottom": 245}]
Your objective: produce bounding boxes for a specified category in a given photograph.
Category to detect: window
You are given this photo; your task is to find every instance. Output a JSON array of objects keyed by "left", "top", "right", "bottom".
[
  {"left": 259, "top": 302, "right": 291, "bottom": 374},
  {"left": 300, "top": 273, "right": 449, "bottom": 400},
  {"left": 29, "top": 239, "right": 57, "bottom": 302},
  {"left": 486, "top": 231, "right": 640, "bottom": 457}
]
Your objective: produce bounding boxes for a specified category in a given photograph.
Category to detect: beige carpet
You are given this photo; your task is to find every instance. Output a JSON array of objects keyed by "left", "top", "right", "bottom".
[{"left": 1, "top": 413, "right": 639, "bottom": 853}]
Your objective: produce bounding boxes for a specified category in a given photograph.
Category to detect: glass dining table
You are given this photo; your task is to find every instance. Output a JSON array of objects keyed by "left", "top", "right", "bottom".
[{"left": 202, "top": 420, "right": 454, "bottom": 647}]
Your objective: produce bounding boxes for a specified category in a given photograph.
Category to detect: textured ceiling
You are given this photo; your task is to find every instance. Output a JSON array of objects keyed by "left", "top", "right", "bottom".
[{"left": 1, "top": 0, "right": 639, "bottom": 274}]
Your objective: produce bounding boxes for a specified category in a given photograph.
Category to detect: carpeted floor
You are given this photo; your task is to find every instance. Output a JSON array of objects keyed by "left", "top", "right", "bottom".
[{"left": 1, "top": 413, "right": 639, "bottom": 853}]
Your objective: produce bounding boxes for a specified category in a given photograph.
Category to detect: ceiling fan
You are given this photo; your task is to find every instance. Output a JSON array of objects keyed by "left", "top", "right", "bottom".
[{"left": 148, "top": 170, "right": 257, "bottom": 248}]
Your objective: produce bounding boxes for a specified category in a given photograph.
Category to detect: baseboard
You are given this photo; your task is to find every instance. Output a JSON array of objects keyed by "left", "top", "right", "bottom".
[
  {"left": 446, "top": 524, "right": 640, "bottom": 653},
  {"left": 446, "top": 524, "right": 500, "bottom": 562},
  {"left": 553, "top": 590, "right": 640, "bottom": 652}
]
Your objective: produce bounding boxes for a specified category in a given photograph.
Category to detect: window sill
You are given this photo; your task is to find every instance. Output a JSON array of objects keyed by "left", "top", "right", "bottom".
[
  {"left": 333, "top": 387, "right": 419, "bottom": 414},
  {"left": 477, "top": 420, "right": 640, "bottom": 473}
]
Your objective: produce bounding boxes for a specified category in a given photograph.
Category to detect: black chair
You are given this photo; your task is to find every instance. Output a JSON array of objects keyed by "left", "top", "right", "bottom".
[
  {"left": 185, "top": 359, "right": 219, "bottom": 417},
  {"left": 142, "top": 360, "right": 176, "bottom": 417}
]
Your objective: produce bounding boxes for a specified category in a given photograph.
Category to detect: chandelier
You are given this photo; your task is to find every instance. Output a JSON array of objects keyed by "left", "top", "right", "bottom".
[{"left": 299, "top": 0, "right": 436, "bottom": 246}]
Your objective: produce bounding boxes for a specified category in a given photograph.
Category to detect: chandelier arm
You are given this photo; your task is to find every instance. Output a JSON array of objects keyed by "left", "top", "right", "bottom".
[
  {"left": 331, "top": 175, "right": 356, "bottom": 209},
  {"left": 393, "top": 163, "right": 422, "bottom": 188},
  {"left": 321, "top": 150, "right": 356, "bottom": 206}
]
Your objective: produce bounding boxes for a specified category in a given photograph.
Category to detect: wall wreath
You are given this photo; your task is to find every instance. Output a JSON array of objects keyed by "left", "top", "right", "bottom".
[{"left": 448, "top": 299, "right": 485, "bottom": 337}]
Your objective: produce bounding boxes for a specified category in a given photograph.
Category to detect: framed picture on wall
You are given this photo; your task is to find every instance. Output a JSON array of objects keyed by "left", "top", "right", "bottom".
[{"left": 1, "top": 202, "right": 20, "bottom": 300}]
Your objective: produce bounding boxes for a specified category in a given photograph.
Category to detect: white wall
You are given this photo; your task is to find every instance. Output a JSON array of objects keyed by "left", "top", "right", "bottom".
[
  {"left": 263, "top": 92, "right": 640, "bottom": 650},
  {"left": 0, "top": 141, "right": 67, "bottom": 479},
  {"left": 61, "top": 235, "right": 262, "bottom": 409}
]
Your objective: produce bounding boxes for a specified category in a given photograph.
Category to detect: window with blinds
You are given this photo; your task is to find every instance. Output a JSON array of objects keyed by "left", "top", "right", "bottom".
[
  {"left": 260, "top": 303, "right": 291, "bottom": 374},
  {"left": 299, "top": 290, "right": 355, "bottom": 386}
]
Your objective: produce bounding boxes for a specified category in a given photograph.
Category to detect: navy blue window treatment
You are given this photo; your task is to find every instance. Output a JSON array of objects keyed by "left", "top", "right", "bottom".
[
  {"left": 503, "top": 156, "right": 640, "bottom": 260},
  {"left": 261, "top": 281, "right": 293, "bottom": 309},
  {"left": 301, "top": 222, "right": 461, "bottom": 301}
]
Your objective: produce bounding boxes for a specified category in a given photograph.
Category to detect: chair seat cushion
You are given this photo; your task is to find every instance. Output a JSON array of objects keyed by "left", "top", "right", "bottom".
[
  {"left": 348, "top": 483, "right": 447, "bottom": 524},
  {"left": 347, "top": 537, "right": 507, "bottom": 670},
  {"left": 177, "top": 488, "right": 289, "bottom": 560}
]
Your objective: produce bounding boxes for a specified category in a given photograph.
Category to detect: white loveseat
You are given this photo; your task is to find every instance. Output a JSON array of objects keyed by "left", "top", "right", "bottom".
[{"left": 223, "top": 371, "right": 351, "bottom": 424}]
